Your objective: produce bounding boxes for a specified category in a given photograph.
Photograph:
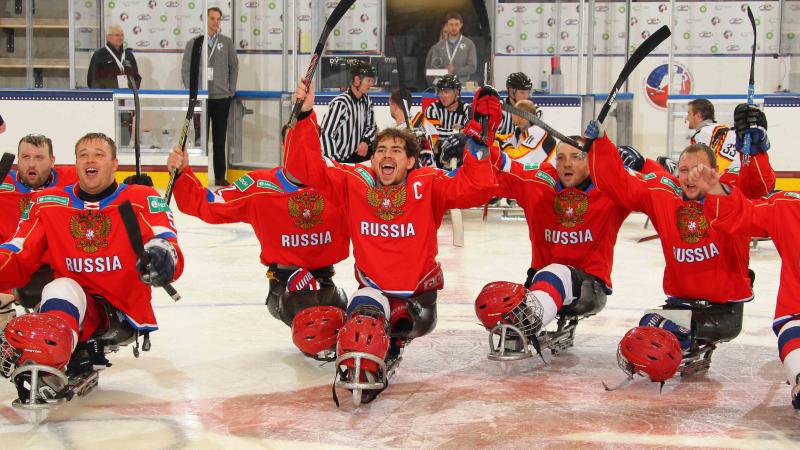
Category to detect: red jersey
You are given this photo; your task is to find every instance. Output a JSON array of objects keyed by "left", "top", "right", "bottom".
[
  {"left": 489, "top": 152, "right": 630, "bottom": 288},
  {"left": 590, "top": 135, "right": 774, "bottom": 303},
  {"left": 0, "top": 166, "right": 78, "bottom": 242},
  {"left": 173, "top": 166, "right": 349, "bottom": 269},
  {"left": 0, "top": 183, "right": 184, "bottom": 331},
  {"left": 284, "top": 112, "right": 496, "bottom": 296},
  {"left": 705, "top": 189, "right": 800, "bottom": 330}
]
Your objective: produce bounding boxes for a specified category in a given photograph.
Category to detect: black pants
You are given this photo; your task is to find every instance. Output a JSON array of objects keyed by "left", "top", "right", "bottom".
[{"left": 207, "top": 97, "right": 233, "bottom": 181}]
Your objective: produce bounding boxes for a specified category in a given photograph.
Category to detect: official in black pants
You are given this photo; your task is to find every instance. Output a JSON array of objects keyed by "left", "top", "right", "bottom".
[{"left": 207, "top": 97, "right": 233, "bottom": 185}]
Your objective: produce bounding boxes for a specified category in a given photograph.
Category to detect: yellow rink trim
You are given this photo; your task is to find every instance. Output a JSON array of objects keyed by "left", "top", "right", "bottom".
[{"left": 775, "top": 178, "right": 800, "bottom": 191}]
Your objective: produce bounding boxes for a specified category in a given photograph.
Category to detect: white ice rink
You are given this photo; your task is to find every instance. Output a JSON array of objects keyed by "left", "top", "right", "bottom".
[{"left": 1, "top": 208, "right": 798, "bottom": 449}]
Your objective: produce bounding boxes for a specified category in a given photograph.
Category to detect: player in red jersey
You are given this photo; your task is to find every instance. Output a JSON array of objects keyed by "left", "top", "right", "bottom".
[
  {"left": 584, "top": 103, "right": 775, "bottom": 380},
  {"left": 693, "top": 139, "right": 800, "bottom": 409},
  {"left": 0, "top": 132, "right": 184, "bottom": 407},
  {"left": 0, "top": 134, "right": 79, "bottom": 325},
  {"left": 286, "top": 79, "right": 497, "bottom": 404},
  {"left": 166, "top": 126, "right": 350, "bottom": 360},
  {"left": 474, "top": 136, "right": 630, "bottom": 360}
]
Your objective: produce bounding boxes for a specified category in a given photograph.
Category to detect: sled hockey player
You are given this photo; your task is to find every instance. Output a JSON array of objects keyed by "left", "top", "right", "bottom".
[
  {"left": 474, "top": 135, "right": 630, "bottom": 362},
  {"left": 692, "top": 136, "right": 800, "bottom": 409},
  {"left": 166, "top": 126, "right": 350, "bottom": 361},
  {"left": 1, "top": 134, "right": 78, "bottom": 328},
  {"left": 0, "top": 132, "right": 183, "bottom": 409},
  {"left": 286, "top": 79, "right": 497, "bottom": 405},
  {"left": 584, "top": 104, "right": 775, "bottom": 384}
]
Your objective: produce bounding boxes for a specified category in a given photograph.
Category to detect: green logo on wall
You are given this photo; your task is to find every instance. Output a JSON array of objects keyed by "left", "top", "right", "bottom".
[
  {"left": 683, "top": 32, "right": 690, "bottom": 39},
  {"left": 520, "top": 33, "right": 528, "bottom": 41},
  {"left": 756, "top": 19, "right": 761, "bottom": 26},
  {"left": 108, "top": 1, "right": 115, "bottom": 8},
  {"left": 240, "top": 15, "right": 247, "bottom": 23},
  {"left": 546, "top": 46, "right": 554, "bottom": 54},
  {"left": 767, "top": 32, "right": 774, "bottom": 40},
  {"left": 710, "top": 45, "right": 718, "bottom": 53},
  {"left": 269, "top": 2, "right": 276, "bottom": 10},
  {"left": 173, "top": 28, "right": 180, "bottom": 36},
  {"left": 334, "top": 29, "right": 340, "bottom": 37},
  {"left": 85, "top": 1, "right": 92, "bottom": 7},
  {"left": 253, "top": 28, "right": 261, "bottom": 36},
  {"left": 361, "top": 42, "right": 368, "bottom": 50},
  {"left": 618, "top": 6, "right": 625, "bottom": 13},
  {"left": 536, "top": 7, "right": 543, "bottom": 14},
  {"left": 188, "top": 2, "right": 195, "bottom": 9},
  {"left": 507, "top": 20, "right": 514, "bottom": 27},
  {"left": 789, "top": 33, "right": 796, "bottom": 40},
  {"left": 160, "top": 15, "right": 167, "bottom": 23},
  {"left": 700, "top": 5, "right": 707, "bottom": 13},
  {"left": 349, "top": 3, "right": 355, "bottom": 9},
  {"left": 602, "top": 32, "right": 609, "bottom": 40}
]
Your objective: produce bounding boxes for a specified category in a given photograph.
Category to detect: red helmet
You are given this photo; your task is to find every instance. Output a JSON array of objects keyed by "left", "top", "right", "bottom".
[
  {"left": 291, "top": 306, "right": 346, "bottom": 357},
  {"left": 474, "top": 281, "right": 526, "bottom": 329},
  {"left": 1, "top": 313, "right": 74, "bottom": 376},
  {"left": 618, "top": 326, "right": 683, "bottom": 382},
  {"left": 336, "top": 314, "right": 389, "bottom": 373}
]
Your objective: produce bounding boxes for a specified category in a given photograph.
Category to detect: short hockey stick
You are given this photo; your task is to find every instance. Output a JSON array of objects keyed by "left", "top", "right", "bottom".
[
  {"left": 742, "top": 6, "right": 757, "bottom": 158},
  {"left": 0, "top": 152, "right": 15, "bottom": 182},
  {"left": 501, "top": 103, "right": 581, "bottom": 148},
  {"left": 164, "top": 35, "right": 203, "bottom": 204},
  {"left": 582, "top": 25, "right": 671, "bottom": 152},
  {"left": 287, "top": 0, "right": 357, "bottom": 128},
  {"left": 118, "top": 201, "right": 181, "bottom": 301}
]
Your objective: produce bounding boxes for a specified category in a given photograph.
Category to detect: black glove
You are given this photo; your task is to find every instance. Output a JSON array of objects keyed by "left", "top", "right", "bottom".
[
  {"left": 123, "top": 173, "right": 154, "bottom": 187},
  {"left": 617, "top": 145, "right": 645, "bottom": 172},
  {"left": 439, "top": 133, "right": 467, "bottom": 168},
  {"left": 656, "top": 156, "right": 677, "bottom": 175},
  {"left": 418, "top": 150, "right": 436, "bottom": 168},
  {"left": 733, "top": 103, "right": 769, "bottom": 155},
  {"left": 136, "top": 238, "right": 178, "bottom": 287}
]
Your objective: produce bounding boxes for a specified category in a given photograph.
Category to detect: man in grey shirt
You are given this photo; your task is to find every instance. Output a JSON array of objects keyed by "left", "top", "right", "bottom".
[
  {"left": 181, "top": 6, "right": 239, "bottom": 186},
  {"left": 426, "top": 13, "right": 477, "bottom": 86}
]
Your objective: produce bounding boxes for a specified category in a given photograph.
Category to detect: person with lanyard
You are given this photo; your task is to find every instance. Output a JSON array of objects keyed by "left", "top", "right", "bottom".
[
  {"left": 181, "top": 6, "right": 239, "bottom": 186},
  {"left": 425, "top": 12, "right": 477, "bottom": 86},
  {"left": 87, "top": 25, "right": 141, "bottom": 89}
]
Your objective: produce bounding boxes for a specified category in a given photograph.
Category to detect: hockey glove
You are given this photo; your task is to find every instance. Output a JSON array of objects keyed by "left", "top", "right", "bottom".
[
  {"left": 123, "top": 173, "right": 155, "bottom": 187},
  {"left": 656, "top": 156, "right": 678, "bottom": 175},
  {"left": 439, "top": 133, "right": 468, "bottom": 166},
  {"left": 583, "top": 119, "right": 605, "bottom": 141},
  {"left": 733, "top": 103, "right": 769, "bottom": 155},
  {"left": 137, "top": 238, "right": 178, "bottom": 287},
  {"left": 463, "top": 86, "right": 502, "bottom": 147},
  {"left": 617, "top": 145, "right": 645, "bottom": 172},
  {"left": 418, "top": 150, "right": 436, "bottom": 168}
]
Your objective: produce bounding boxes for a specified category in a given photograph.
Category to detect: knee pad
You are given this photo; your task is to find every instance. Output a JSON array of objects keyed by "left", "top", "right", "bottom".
[
  {"left": 265, "top": 280, "right": 286, "bottom": 323},
  {"left": 690, "top": 302, "right": 744, "bottom": 344},
  {"left": 406, "top": 291, "right": 437, "bottom": 340},
  {"left": 562, "top": 280, "right": 607, "bottom": 317},
  {"left": 291, "top": 306, "right": 345, "bottom": 359},
  {"left": 14, "top": 265, "right": 56, "bottom": 309},
  {"left": 90, "top": 299, "right": 136, "bottom": 346}
]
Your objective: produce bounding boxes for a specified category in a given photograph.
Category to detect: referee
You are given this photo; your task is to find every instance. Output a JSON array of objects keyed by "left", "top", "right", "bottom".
[
  {"left": 423, "top": 74, "right": 470, "bottom": 138},
  {"left": 319, "top": 60, "right": 378, "bottom": 163}
]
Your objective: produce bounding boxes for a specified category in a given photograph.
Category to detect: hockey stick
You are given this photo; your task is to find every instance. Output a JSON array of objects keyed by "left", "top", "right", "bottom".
[
  {"left": 388, "top": 36, "right": 412, "bottom": 128},
  {"left": 286, "top": 0, "right": 357, "bottom": 128},
  {"left": 471, "top": 0, "right": 493, "bottom": 142},
  {"left": 118, "top": 201, "right": 181, "bottom": 302},
  {"left": 582, "top": 25, "right": 671, "bottom": 152},
  {"left": 164, "top": 35, "right": 203, "bottom": 204},
  {"left": 123, "top": 59, "right": 143, "bottom": 181},
  {"left": 501, "top": 103, "right": 581, "bottom": 148},
  {"left": 742, "top": 6, "right": 757, "bottom": 159},
  {"left": 0, "top": 152, "right": 15, "bottom": 183}
]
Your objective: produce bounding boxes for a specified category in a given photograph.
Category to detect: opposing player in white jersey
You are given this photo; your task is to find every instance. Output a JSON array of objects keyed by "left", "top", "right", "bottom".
[{"left": 687, "top": 98, "right": 738, "bottom": 173}]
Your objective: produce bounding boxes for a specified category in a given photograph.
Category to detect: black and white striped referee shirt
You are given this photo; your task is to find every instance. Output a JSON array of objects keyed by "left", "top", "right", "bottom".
[
  {"left": 423, "top": 100, "right": 471, "bottom": 136},
  {"left": 497, "top": 98, "right": 516, "bottom": 137},
  {"left": 319, "top": 89, "right": 377, "bottom": 161}
]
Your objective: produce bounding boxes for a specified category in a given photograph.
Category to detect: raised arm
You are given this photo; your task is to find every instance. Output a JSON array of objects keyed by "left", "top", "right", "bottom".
[
  {"left": 586, "top": 121, "right": 655, "bottom": 215},
  {"left": 0, "top": 202, "right": 47, "bottom": 291}
]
